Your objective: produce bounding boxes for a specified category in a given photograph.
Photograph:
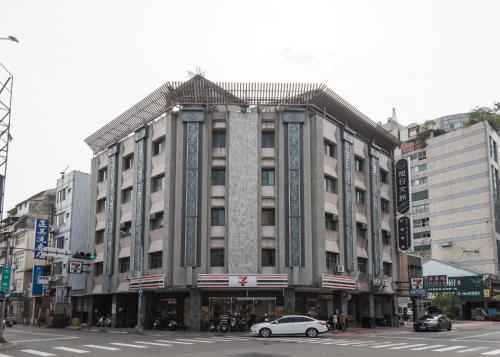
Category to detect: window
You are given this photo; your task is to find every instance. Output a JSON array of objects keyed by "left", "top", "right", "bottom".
[
  {"left": 490, "top": 137, "right": 498, "bottom": 161},
  {"left": 412, "top": 190, "right": 428, "bottom": 201},
  {"left": 412, "top": 177, "right": 428, "bottom": 186},
  {"left": 381, "top": 199, "right": 390, "bottom": 213},
  {"left": 261, "top": 208, "right": 275, "bottom": 226},
  {"left": 57, "top": 188, "right": 66, "bottom": 203},
  {"left": 356, "top": 222, "right": 367, "bottom": 239},
  {"left": 94, "top": 262, "right": 103, "bottom": 276},
  {"left": 96, "top": 198, "right": 106, "bottom": 213},
  {"left": 152, "top": 137, "right": 166, "bottom": 156},
  {"left": 119, "top": 257, "right": 130, "bottom": 273},
  {"left": 56, "top": 212, "right": 66, "bottom": 226},
  {"left": 120, "top": 221, "right": 132, "bottom": 236},
  {"left": 380, "top": 169, "right": 388, "bottom": 184},
  {"left": 95, "top": 230, "right": 104, "bottom": 244},
  {"left": 262, "top": 249, "right": 276, "bottom": 266},
  {"left": 326, "top": 252, "right": 339, "bottom": 269},
  {"left": 149, "top": 252, "right": 163, "bottom": 269},
  {"left": 152, "top": 175, "right": 165, "bottom": 192},
  {"left": 15, "top": 278, "right": 22, "bottom": 291},
  {"left": 294, "top": 316, "right": 314, "bottom": 322},
  {"left": 277, "top": 317, "right": 295, "bottom": 324},
  {"left": 382, "top": 230, "right": 391, "bottom": 245},
  {"left": 324, "top": 141, "right": 336, "bottom": 158},
  {"left": 355, "top": 157, "right": 364, "bottom": 172},
  {"left": 414, "top": 244, "right": 431, "bottom": 252},
  {"left": 14, "top": 256, "right": 24, "bottom": 270},
  {"left": 212, "top": 168, "right": 225, "bottom": 186},
  {"left": 262, "top": 132, "right": 274, "bottom": 148},
  {"left": 355, "top": 189, "right": 365, "bottom": 204},
  {"left": 324, "top": 176, "right": 337, "bottom": 194},
  {"left": 121, "top": 188, "right": 132, "bottom": 203},
  {"left": 213, "top": 131, "right": 226, "bottom": 148},
  {"left": 414, "top": 231, "right": 431, "bottom": 239},
  {"left": 15, "top": 235, "right": 25, "bottom": 246},
  {"left": 211, "top": 208, "right": 225, "bottom": 226},
  {"left": 54, "top": 236, "right": 64, "bottom": 249},
  {"left": 408, "top": 264, "right": 422, "bottom": 279},
  {"left": 412, "top": 203, "right": 429, "bottom": 214},
  {"left": 418, "top": 151, "right": 427, "bottom": 160},
  {"left": 383, "top": 262, "right": 392, "bottom": 276},
  {"left": 413, "top": 163, "right": 427, "bottom": 173},
  {"left": 357, "top": 257, "right": 368, "bottom": 273},
  {"left": 97, "top": 168, "right": 107, "bottom": 182},
  {"left": 122, "top": 155, "right": 133, "bottom": 171},
  {"left": 325, "top": 213, "right": 338, "bottom": 231},
  {"left": 52, "top": 262, "right": 62, "bottom": 275},
  {"left": 262, "top": 169, "right": 275, "bottom": 186},
  {"left": 414, "top": 218, "right": 429, "bottom": 228},
  {"left": 210, "top": 248, "right": 224, "bottom": 267},
  {"left": 150, "top": 212, "right": 164, "bottom": 230},
  {"left": 408, "top": 126, "right": 420, "bottom": 138}
]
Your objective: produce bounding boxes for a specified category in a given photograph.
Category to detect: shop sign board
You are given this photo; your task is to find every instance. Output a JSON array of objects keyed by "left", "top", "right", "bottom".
[
  {"left": 37, "top": 276, "right": 50, "bottom": 285},
  {"left": 425, "top": 276, "right": 484, "bottom": 301},
  {"left": 395, "top": 158, "right": 410, "bottom": 214},
  {"left": 425, "top": 275, "right": 448, "bottom": 288},
  {"left": 129, "top": 274, "right": 165, "bottom": 289},
  {"left": 197, "top": 274, "right": 288, "bottom": 288},
  {"left": 68, "top": 261, "right": 83, "bottom": 274},
  {"left": 397, "top": 216, "right": 412, "bottom": 251},
  {"left": 322, "top": 274, "right": 357, "bottom": 290},
  {"left": 33, "top": 218, "right": 49, "bottom": 259},
  {"left": 31, "top": 265, "right": 45, "bottom": 296},
  {"left": 410, "top": 277, "right": 424, "bottom": 297}
]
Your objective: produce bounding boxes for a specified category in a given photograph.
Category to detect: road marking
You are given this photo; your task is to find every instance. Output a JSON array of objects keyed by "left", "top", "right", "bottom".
[
  {"left": 371, "top": 343, "right": 408, "bottom": 348},
  {"left": 432, "top": 346, "right": 467, "bottom": 352},
  {"left": 53, "top": 347, "right": 89, "bottom": 353},
  {"left": 456, "top": 347, "right": 487, "bottom": 353},
  {"left": 135, "top": 341, "right": 172, "bottom": 347},
  {"left": 12, "top": 330, "right": 74, "bottom": 337},
  {"left": 196, "top": 338, "right": 233, "bottom": 342},
  {"left": 320, "top": 339, "right": 350, "bottom": 344},
  {"left": 336, "top": 341, "right": 375, "bottom": 346},
  {"left": 11, "top": 337, "right": 78, "bottom": 343},
  {"left": 410, "top": 345, "right": 446, "bottom": 351},
  {"left": 0, "top": 354, "right": 13, "bottom": 357},
  {"left": 155, "top": 340, "right": 194, "bottom": 345},
  {"left": 456, "top": 332, "right": 500, "bottom": 340},
  {"left": 482, "top": 349, "right": 500, "bottom": 355},
  {"left": 390, "top": 344, "right": 427, "bottom": 349},
  {"left": 176, "top": 338, "right": 214, "bottom": 343},
  {"left": 109, "top": 343, "right": 148, "bottom": 348},
  {"left": 20, "top": 350, "right": 55, "bottom": 357},
  {"left": 83, "top": 345, "right": 121, "bottom": 351},
  {"left": 208, "top": 337, "right": 250, "bottom": 341}
]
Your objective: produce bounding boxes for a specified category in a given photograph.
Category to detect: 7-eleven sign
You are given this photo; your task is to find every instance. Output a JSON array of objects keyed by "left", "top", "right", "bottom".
[{"left": 229, "top": 275, "right": 257, "bottom": 288}]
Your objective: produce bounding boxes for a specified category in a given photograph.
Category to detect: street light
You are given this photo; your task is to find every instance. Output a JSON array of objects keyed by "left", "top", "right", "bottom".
[{"left": 0, "top": 36, "right": 19, "bottom": 43}]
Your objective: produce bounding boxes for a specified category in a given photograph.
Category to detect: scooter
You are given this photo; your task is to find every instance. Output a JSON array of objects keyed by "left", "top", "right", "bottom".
[
  {"left": 96, "top": 315, "right": 111, "bottom": 327},
  {"left": 218, "top": 313, "right": 229, "bottom": 332},
  {"left": 153, "top": 316, "right": 162, "bottom": 330},
  {"left": 168, "top": 319, "right": 178, "bottom": 331}
]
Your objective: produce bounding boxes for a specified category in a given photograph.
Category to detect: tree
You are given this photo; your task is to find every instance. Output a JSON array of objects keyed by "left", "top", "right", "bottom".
[
  {"left": 465, "top": 104, "right": 500, "bottom": 131},
  {"left": 431, "top": 295, "right": 462, "bottom": 319}
]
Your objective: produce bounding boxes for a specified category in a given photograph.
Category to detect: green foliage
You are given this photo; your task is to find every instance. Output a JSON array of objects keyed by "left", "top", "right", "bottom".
[
  {"left": 422, "top": 119, "right": 436, "bottom": 130},
  {"left": 465, "top": 105, "right": 500, "bottom": 130},
  {"left": 417, "top": 130, "right": 431, "bottom": 148},
  {"left": 431, "top": 295, "right": 462, "bottom": 319}
]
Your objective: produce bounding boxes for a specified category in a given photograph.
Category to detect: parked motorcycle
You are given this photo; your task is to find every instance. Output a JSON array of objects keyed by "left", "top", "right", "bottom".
[
  {"left": 96, "top": 315, "right": 111, "bottom": 328},
  {"left": 218, "top": 313, "right": 229, "bottom": 332},
  {"left": 153, "top": 316, "right": 162, "bottom": 330}
]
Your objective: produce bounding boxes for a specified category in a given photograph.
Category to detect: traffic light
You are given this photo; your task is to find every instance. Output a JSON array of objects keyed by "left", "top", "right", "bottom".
[{"left": 72, "top": 251, "right": 97, "bottom": 260}]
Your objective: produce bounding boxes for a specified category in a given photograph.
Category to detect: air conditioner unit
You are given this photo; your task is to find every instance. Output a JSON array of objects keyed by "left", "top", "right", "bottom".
[
  {"left": 373, "top": 278, "right": 382, "bottom": 287},
  {"left": 361, "top": 223, "right": 368, "bottom": 229},
  {"left": 332, "top": 214, "right": 339, "bottom": 221},
  {"left": 335, "top": 265, "right": 345, "bottom": 273}
]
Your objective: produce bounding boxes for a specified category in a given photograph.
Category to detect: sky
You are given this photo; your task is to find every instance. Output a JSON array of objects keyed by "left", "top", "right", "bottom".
[{"left": 1, "top": 0, "right": 500, "bottom": 211}]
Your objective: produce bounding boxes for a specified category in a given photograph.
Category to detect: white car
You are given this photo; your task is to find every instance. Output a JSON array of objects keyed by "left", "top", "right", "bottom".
[{"left": 250, "top": 315, "right": 328, "bottom": 338}]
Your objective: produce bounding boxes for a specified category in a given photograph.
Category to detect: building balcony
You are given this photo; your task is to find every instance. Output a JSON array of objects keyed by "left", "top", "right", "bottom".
[{"left": 212, "top": 148, "right": 226, "bottom": 158}]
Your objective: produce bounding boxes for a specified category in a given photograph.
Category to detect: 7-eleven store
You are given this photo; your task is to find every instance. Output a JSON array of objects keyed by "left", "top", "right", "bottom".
[{"left": 196, "top": 274, "right": 357, "bottom": 325}]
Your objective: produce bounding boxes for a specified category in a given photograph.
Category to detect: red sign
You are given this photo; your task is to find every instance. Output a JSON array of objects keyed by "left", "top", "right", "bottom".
[{"left": 68, "top": 261, "right": 83, "bottom": 274}]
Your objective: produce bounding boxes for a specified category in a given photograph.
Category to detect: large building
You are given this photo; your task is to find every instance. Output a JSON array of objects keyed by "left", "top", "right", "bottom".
[
  {"left": 0, "top": 189, "right": 55, "bottom": 322},
  {"left": 84, "top": 76, "right": 400, "bottom": 328}
]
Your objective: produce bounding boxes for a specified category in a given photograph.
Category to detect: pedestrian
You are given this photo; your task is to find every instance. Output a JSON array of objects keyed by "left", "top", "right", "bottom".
[{"left": 339, "top": 311, "right": 347, "bottom": 333}]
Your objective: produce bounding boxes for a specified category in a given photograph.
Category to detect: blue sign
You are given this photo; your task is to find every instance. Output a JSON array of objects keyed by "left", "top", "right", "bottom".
[
  {"left": 33, "top": 218, "right": 49, "bottom": 259},
  {"left": 31, "top": 265, "right": 44, "bottom": 296}
]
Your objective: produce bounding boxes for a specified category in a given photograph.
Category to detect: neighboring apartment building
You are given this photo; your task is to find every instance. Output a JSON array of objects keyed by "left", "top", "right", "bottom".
[
  {"left": 0, "top": 189, "right": 55, "bottom": 321},
  {"left": 84, "top": 75, "right": 400, "bottom": 328},
  {"left": 49, "top": 171, "right": 91, "bottom": 324}
]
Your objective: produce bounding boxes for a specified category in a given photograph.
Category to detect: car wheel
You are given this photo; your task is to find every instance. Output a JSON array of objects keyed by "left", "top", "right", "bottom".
[
  {"left": 306, "top": 328, "right": 318, "bottom": 338},
  {"left": 259, "top": 328, "right": 272, "bottom": 338}
]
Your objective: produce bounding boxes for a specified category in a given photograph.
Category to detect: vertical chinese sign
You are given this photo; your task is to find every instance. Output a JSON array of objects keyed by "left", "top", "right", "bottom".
[
  {"left": 395, "top": 159, "right": 412, "bottom": 251},
  {"left": 33, "top": 218, "right": 49, "bottom": 259}
]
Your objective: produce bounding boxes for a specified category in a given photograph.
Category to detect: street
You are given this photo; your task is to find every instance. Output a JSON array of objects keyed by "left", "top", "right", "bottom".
[{"left": 1, "top": 322, "right": 500, "bottom": 357}]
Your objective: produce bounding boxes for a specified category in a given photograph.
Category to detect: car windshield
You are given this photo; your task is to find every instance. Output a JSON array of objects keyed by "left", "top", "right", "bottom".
[{"left": 420, "top": 315, "right": 438, "bottom": 320}]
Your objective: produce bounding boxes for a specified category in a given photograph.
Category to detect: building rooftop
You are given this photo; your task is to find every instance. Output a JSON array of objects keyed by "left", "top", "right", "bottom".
[{"left": 85, "top": 75, "right": 399, "bottom": 154}]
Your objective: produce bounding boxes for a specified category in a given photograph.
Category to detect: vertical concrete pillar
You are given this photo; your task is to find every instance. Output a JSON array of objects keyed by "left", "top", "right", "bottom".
[
  {"left": 342, "top": 130, "right": 355, "bottom": 272},
  {"left": 369, "top": 293, "right": 376, "bottom": 327},
  {"left": 111, "top": 294, "right": 117, "bottom": 328},
  {"left": 284, "top": 288, "right": 295, "bottom": 315},
  {"left": 188, "top": 289, "right": 201, "bottom": 330}
]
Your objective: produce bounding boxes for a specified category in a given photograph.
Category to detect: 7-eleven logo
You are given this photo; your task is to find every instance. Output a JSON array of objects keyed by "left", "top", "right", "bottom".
[{"left": 239, "top": 276, "right": 248, "bottom": 286}]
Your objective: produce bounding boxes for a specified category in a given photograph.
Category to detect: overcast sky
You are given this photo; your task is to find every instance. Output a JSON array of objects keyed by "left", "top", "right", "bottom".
[{"left": 1, "top": 0, "right": 500, "bottom": 211}]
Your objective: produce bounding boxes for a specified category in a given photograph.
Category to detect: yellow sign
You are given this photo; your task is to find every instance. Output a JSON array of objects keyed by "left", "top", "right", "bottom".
[{"left": 484, "top": 288, "right": 491, "bottom": 298}]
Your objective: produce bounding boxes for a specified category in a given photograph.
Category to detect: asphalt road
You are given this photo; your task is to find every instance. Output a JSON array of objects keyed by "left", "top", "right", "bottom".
[{"left": 1, "top": 322, "right": 500, "bottom": 357}]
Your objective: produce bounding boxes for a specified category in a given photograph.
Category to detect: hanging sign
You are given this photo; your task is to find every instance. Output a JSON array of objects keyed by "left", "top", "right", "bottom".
[
  {"left": 33, "top": 218, "right": 49, "bottom": 259},
  {"left": 395, "top": 159, "right": 410, "bottom": 214},
  {"left": 398, "top": 216, "right": 412, "bottom": 251}
]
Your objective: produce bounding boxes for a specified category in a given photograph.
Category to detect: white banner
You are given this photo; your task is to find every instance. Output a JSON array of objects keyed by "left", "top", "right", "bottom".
[{"left": 228, "top": 275, "right": 257, "bottom": 288}]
